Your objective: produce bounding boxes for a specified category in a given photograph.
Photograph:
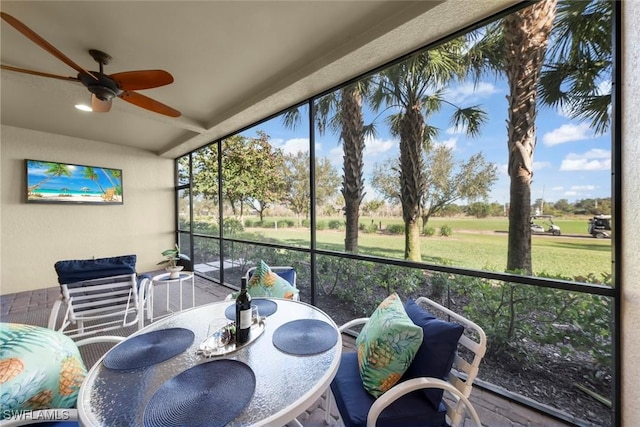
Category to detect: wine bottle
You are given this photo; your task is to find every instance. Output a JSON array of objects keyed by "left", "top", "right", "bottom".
[{"left": 235, "top": 277, "right": 252, "bottom": 344}]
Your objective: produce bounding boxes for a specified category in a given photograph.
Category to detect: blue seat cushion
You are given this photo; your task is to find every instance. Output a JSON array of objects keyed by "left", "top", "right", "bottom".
[
  {"left": 248, "top": 266, "right": 295, "bottom": 286},
  {"left": 331, "top": 352, "right": 447, "bottom": 427},
  {"left": 403, "top": 299, "right": 464, "bottom": 410},
  {"left": 54, "top": 255, "right": 137, "bottom": 284},
  {"left": 273, "top": 268, "right": 295, "bottom": 286}
]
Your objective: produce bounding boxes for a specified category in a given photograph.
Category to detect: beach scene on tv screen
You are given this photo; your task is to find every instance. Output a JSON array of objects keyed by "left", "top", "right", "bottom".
[{"left": 27, "top": 160, "right": 122, "bottom": 203}]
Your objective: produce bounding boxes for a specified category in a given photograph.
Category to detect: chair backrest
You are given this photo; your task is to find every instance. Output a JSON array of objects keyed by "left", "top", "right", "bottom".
[
  {"left": 246, "top": 265, "right": 296, "bottom": 287},
  {"left": 51, "top": 255, "right": 145, "bottom": 339},
  {"left": 413, "top": 296, "right": 487, "bottom": 426}
]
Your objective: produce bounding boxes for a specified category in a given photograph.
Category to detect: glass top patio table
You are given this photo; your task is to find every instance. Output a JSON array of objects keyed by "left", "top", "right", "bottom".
[{"left": 77, "top": 299, "right": 342, "bottom": 426}]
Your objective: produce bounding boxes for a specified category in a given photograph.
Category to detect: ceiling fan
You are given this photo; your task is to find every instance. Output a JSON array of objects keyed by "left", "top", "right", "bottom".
[{"left": 0, "top": 12, "right": 181, "bottom": 117}]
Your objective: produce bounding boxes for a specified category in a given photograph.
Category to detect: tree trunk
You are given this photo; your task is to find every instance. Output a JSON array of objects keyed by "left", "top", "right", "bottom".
[
  {"left": 504, "top": 0, "right": 557, "bottom": 274},
  {"left": 340, "top": 85, "right": 365, "bottom": 253},
  {"left": 399, "top": 106, "right": 425, "bottom": 262}
]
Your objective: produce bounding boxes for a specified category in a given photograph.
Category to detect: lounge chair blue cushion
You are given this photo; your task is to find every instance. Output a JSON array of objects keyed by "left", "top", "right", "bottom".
[
  {"left": 54, "top": 255, "right": 137, "bottom": 284},
  {"left": 403, "top": 299, "right": 465, "bottom": 410},
  {"left": 330, "top": 352, "right": 447, "bottom": 427}
]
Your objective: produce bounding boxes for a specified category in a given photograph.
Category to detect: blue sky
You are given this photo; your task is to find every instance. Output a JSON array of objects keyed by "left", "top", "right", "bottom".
[{"left": 243, "top": 77, "right": 611, "bottom": 206}]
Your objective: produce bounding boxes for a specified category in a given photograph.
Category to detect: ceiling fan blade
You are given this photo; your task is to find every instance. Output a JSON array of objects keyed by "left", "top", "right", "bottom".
[
  {"left": 0, "top": 12, "right": 96, "bottom": 80},
  {"left": 1, "top": 64, "right": 80, "bottom": 82},
  {"left": 109, "top": 70, "right": 174, "bottom": 91},
  {"left": 91, "top": 94, "right": 112, "bottom": 113},
  {"left": 119, "top": 90, "right": 181, "bottom": 118}
]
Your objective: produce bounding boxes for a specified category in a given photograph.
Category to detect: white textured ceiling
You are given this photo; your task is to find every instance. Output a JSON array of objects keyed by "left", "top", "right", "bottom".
[{"left": 1, "top": 1, "right": 517, "bottom": 157}]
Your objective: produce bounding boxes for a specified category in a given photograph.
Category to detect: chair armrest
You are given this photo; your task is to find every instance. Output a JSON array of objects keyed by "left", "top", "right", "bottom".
[
  {"left": 367, "top": 377, "right": 481, "bottom": 427},
  {"left": 0, "top": 409, "right": 78, "bottom": 426},
  {"left": 137, "top": 275, "right": 152, "bottom": 304},
  {"left": 47, "top": 296, "right": 63, "bottom": 330},
  {"left": 75, "top": 335, "right": 125, "bottom": 348},
  {"left": 339, "top": 317, "right": 370, "bottom": 333}
]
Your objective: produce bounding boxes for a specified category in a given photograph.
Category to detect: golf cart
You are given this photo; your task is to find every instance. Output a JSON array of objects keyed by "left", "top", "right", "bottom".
[
  {"left": 588, "top": 214, "right": 612, "bottom": 238},
  {"left": 530, "top": 215, "right": 561, "bottom": 236}
]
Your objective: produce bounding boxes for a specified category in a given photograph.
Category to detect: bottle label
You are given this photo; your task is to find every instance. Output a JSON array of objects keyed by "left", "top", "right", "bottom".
[{"left": 239, "top": 309, "right": 252, "bottom": 330}]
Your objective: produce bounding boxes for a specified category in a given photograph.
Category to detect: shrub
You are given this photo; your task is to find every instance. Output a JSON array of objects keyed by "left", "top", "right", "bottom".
[
  {"left": 386, "top": 224, "right": 404, "bottom": 234},
  {"left": 453, "top": 272, "right": 612, "bottom": 369},
  {"left": 276, "top": 219, "right": 294, "bottom": 228},
  {"left": 301, "top": 219, "right": 311, "bottom": 228},
  {"left": 193, "top": 220, "right": 218, "bottom": 235},
  {"left": 222, "top": 218, "right": 244, "bottom": 235},
  {"left": 439, "top": 224, "right": 452, "bottom": 237},
  {"left": 244, "top": 219, "right": 254, "bottom": 227},
  {"left": 328, "top": 219, "right": 344, "bottom": 230},
  {"left": 424, "top": 226, "right": 435, "bottom": 237},
  {"left": 316, "top": 220, "right": 327, "bottom": 230},
  {"left": 259, "top": 220, "right": 276, "bottom": 228}
]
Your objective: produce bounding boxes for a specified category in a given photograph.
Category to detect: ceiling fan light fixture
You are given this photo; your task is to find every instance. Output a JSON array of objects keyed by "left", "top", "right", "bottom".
[
  {"left": 75, "top": 103, "right": 92, "bottom": 112},
  {"left": 88, "top": 85, "right": 117, "bottom": 102}
]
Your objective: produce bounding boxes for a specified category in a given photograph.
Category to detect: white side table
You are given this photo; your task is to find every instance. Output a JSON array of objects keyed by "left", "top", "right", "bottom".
[{"left": 149, "top": 271, "right": 195, "bottom": 322}]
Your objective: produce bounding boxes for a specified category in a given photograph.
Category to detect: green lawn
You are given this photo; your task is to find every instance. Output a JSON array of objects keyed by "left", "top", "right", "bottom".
[{"left": 247, "top": 216, "right": 611, "bottom": 279}]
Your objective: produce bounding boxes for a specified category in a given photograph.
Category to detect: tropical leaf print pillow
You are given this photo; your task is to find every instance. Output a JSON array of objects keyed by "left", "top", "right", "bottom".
[
  {"left": 0, "top": 323, "right": 87, "bottom": 418},
  {"left": 247, "top": 261, "right": 299, "bottom": 300},
  {"left": 355, "top": 293, "right": 423, "bottom": 397}
]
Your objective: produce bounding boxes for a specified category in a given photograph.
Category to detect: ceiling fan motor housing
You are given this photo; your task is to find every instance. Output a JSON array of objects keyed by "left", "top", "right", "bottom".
[{"left": 78, "top": 71, "right": 123, "bottom": 101}]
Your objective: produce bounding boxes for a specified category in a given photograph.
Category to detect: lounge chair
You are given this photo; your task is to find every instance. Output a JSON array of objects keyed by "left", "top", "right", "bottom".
[{"left": 48, "top": 254, "right": 151, "bottom": 339}]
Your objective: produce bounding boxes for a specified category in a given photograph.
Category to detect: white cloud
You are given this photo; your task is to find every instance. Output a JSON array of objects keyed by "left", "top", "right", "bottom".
[
  {"left": 542, "top": 123, "right": 593, "bottom": 146},
  {"left": 364, "top": 135, "right": 395, "bottom": 156},
  {"left": 564, "top": 191, "right": 578, "bottom": 196},
  {"left": 444, "top": 81, "right": 499, "bottom": 103},
  {"left": 551, "top": 186, "right": 564, "bottom": 191},
  {"left": 329, "top": 146, "right": 342, "bottom": 157},
  {"left": 498, "top": 163, "right": 509, "bottom": 175},
  {"left": 434, "top": 138, "right": 457, "bottom": 150},
  {"left": 280, "top": 138, "right": 310, "bottom": 154},
  {"left": 560, "top": 149, "right": 611, "bottom": 171},
  {"left": 533, "top": 161, "right": 551, "bottom": 170},
  {"left": 571, "top": 185, "right": 597, "bottom": 191},
  {"left": 598, "top": 80, "right": 612, "bottom": 95}
]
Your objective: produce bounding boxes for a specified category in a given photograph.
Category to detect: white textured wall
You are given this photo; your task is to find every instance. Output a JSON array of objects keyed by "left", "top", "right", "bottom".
[
  {"left": 622, "top": 2, "right": 640, "bottom": 424},
  {"left": 0, "top": 125, "right": 175, "bottom": 294}
]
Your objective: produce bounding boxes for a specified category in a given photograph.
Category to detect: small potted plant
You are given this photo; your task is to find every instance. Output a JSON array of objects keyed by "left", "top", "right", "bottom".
[{"left": 158, "top": 244, "right": 191, "bottom": 279}]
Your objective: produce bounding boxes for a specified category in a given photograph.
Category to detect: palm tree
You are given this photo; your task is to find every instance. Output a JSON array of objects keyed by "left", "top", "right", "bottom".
[
  {"left": 284, "top": 81, "right": 374, "bottom": 253},
  {"left": 503, "top": 0, "right": 557, "bottom": 274},
  {"left": 468, "top": 0, "right": 609, "bottom": 273},
  {"left": 370, "top": 39, "right": 486, "bottom": 261}
]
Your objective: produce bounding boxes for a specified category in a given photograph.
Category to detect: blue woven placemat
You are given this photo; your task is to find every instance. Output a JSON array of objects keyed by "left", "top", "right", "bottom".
[
  {"left": 143, "top": 360, "right": 255, "bottom": 427},
  {"left": 225, "top": 298, "right": 277, "bottom": 321},
  {"left": 272, "top": 319, "right": 338, "bottom": 355},
  {"left": 103, "top": 328, "right": 194, "bottom": 370}
]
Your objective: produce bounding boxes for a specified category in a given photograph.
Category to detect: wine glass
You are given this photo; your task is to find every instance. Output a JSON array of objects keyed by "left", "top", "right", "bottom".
[
  {"left": 200, "top": 318, "right": 231, "bottom": 355},
  {"left": 251, "top": 305, "right": 261, "bottom": 325}
]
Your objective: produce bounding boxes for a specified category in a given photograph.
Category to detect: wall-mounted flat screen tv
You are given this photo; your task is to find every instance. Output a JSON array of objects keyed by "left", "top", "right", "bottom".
[{"left": 26, "top": 159, "right": 123, "bottom": 205}]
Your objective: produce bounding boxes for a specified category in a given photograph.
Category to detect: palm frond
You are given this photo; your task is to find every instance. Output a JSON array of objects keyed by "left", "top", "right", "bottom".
[
  {"left": 451, "top": 106, "right": 488, "bottom": 138},
  {"left": 282, "top": 107, "right": 302, "bottom": 130}
]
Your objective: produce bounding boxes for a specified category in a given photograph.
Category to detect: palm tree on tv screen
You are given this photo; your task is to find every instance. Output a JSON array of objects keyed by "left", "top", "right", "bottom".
[
  {"left": 28, "top": 161, "right": 71, "bottom": 193},
  {"left": 83, "top": 166, "right": 106, "bottom": 194}
]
